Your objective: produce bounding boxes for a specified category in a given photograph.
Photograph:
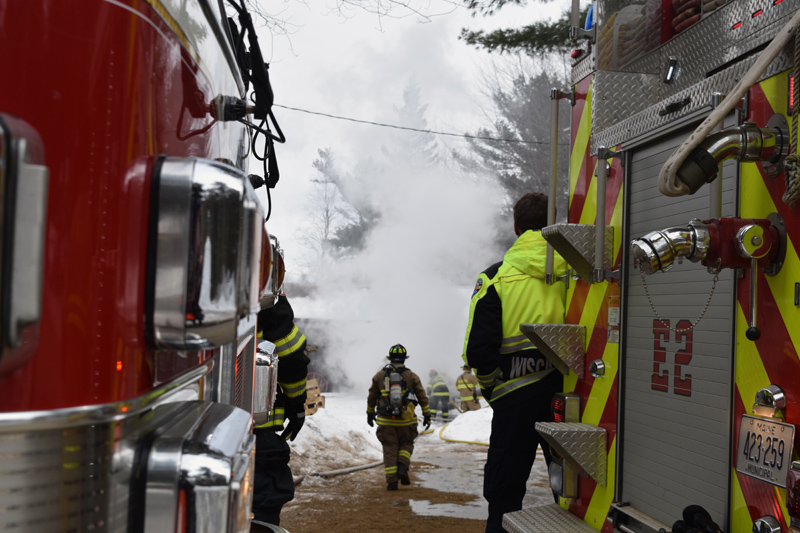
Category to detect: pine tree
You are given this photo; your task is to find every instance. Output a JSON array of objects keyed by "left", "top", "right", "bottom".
[{"left": 460, "top": 1, "right": 589, "bottom": 56}]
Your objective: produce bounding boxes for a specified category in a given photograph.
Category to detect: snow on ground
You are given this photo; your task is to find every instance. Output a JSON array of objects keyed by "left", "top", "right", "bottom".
[
  {"left": 288, "top": 392, "right": 554, "bottom": 519},
  {"left": 289, "top": 392, "right": 493, "bottom": 475}
]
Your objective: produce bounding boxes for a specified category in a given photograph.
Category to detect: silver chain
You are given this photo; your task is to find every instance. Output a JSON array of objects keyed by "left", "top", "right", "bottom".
[{"left": 639, "top": 267, "right": 719, "bottom": 333}]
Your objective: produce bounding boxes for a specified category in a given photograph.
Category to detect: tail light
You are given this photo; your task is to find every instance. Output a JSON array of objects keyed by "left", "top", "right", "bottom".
[
  {"left": 787, "top": 462, "right": 800, "bottom": 527},
  {"left": 551, "top": 392, "right": 581, "bottom": 423},
  {"left": 146, "top": 156, "right": 265, "bottom": 349}
]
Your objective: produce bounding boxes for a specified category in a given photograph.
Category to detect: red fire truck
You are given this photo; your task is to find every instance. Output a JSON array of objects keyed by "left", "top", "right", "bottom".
[
  {"left": 0, "top": 1, "right": 285, "bottom": 531},
  {"left": 504, "top": 1, "right": 800, "bottom": 532}
]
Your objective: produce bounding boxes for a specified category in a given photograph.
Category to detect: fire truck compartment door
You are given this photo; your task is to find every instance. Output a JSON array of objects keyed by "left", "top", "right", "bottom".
[{"left": 621, "top": 125, "right": 736, "bottom": 529}]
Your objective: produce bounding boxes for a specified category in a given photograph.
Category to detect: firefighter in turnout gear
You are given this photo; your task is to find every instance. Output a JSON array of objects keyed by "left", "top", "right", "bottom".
[
  {"left": 252, "top": 294, "right": 310, "bottom": 527},
  {"left": 426, "top": 369, "right": 450, "bottom": 419},
  {"left": 366, "top": 344, "right": 431, "bottom": 490},
  {"left": 456, "top": 365, "right": 482, "bottom": 411},
  {"left": 463, "top": 192, "right": 566, "bottom": 533}
]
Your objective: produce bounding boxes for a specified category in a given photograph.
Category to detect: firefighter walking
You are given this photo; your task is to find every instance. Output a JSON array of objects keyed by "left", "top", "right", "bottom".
[
  {"left": 427, "top": 370, "right": 451, "bottom": 419},
  {"left": 456, "top": 365, "right": 482, "bottom": 411},
  {"left": 367, "top": 344, "right": 431, "bottom": 490}
]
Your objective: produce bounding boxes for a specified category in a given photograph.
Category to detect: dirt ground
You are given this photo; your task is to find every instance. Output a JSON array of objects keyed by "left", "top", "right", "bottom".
[{"left": 281, "top": 456, "right": 488, "bottom": 533}]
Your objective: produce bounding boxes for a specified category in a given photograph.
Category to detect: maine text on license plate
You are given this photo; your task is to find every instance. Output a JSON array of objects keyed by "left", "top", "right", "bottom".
[{"left": 735, "top": 415, "right": 795, "bottom": 488}]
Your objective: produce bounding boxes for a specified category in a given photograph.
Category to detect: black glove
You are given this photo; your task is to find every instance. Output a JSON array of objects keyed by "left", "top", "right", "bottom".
[
  {"left": 472, "top": 391, "right": 478, "bottom": 401},
  {"left": 367, "top": 413, "right": 376, "bottom": 427},
  {"left": 423, "top": 414, "right": 431, "bottom": 430},
  {"left": 281, "top": 407, "right": 305, "bottom": 441}
]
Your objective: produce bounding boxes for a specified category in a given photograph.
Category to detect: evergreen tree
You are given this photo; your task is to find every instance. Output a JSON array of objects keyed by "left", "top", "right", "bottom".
[
  {"left": 460, "top": 1, "right": 589, "bottom": 56},
  {"left": 455, "top": 60, "right": 570, "bottom": 247}
]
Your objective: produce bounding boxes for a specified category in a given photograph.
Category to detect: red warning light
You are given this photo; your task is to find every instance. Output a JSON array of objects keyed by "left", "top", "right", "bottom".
[
  {"left": 789, "top": 75, "right": 795, "bottom": 113},
  {"left": 775, "top": 0, "right": 785, "bottom": 5},
  {"left": 732, "top": 21, "right": 743, "bottom": 29},
  {"left": 116, "top": 360, "right": 123, "bottom": 371},
  {"left": 752, "top": 9, "right": 763, "bottom": 17}
]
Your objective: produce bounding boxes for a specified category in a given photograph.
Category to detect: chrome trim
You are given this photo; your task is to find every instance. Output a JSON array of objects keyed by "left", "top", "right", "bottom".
[
  {"left": 144, "top": 401, "right": 255, "bottom": 533},
  {"left": 150, "top": 157, "right": 264, "bottom": 350},
  {"left": 0, "top": 114, "right": 49, "bottom": 374},
  {"left": 630, "top": 222, "right": 709, "bottom": 274},
  {"left": 239, "top": 178, "right": 265, "bottom": 317},
  {"left": 0, "top": 358, "right": 212, "bottom": 433},
  {"left": 254, "top": 341, "right": 279, "bottom": 425}
]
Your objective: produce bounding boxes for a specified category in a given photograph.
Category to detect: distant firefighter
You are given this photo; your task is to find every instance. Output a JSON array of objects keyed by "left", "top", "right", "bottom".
[
  {"left": 426, "top": 369, "right": 451, "bottom": 419},
  {"left": 456, "top": 364, "right": 482, "bottom": 411},
  {"left": 366, "top": 344, "right": 430, "bottom": 491}
]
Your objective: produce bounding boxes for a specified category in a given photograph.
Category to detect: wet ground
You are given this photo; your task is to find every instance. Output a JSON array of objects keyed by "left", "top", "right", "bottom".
[{"left": 280, "top": 423, "right": 551, "bottom": 532}]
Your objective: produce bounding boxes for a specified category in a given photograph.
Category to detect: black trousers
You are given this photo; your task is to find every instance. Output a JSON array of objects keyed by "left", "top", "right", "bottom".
[
  {"left": 483, "top": 374, "right": 560, "bottom": 533},
  {"left": 252, "top": 429, "right": 294, "bottom": 526}
]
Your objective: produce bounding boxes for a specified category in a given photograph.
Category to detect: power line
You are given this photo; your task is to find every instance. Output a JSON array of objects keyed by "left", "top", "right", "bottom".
[{"left": 273, "top": 104, "right": 558, "bottom": 145}]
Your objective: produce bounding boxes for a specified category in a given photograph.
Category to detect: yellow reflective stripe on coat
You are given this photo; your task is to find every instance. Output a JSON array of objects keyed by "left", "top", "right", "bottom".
[
  {"left": 254, "top": 407, "right": 285, "bottom": 429},
  {"left": 274, "top": 325, "right": 306, "bottom": 357},
  {"left": 376, "top": 416, "right": 418, "bottom": 426},
  {"left": 491, "top": 369, "right": 554, "bottom": 402},
  {"left": 500, "top": 333, "right": 536, "bottom": 354},
  {"left": 477, "top": 368, "right": 501, "bottom": 388},
  {"left": 280, "top": 378, "right": 307, "bottom": 399}
]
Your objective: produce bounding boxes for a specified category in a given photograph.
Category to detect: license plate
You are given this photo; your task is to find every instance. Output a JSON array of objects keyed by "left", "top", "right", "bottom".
[{"left": 735, "top": 414, "right": 795, "bottom": 488}]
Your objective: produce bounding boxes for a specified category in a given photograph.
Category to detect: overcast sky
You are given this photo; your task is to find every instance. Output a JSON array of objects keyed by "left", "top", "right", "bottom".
[{"left": 249, "top": 0, "right": 574, "bottom": 385}]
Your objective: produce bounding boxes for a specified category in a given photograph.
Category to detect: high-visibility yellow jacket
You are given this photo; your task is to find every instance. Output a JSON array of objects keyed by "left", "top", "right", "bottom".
[
  {"left": 462, "top": 230, "right": 566, "bottom": 407},
  {"left": 367, "top": 365, "right": 430, "bottom": 427},
  {"left": 254, "top": 295, "right": 310, "bottom": 430}
]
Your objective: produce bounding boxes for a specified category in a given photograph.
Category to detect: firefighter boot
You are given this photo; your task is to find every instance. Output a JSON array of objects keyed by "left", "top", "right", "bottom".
[
  {"left": 387, "top": 481, "right": 398, "bottom": 491},
  {"left": 398, "top": 463, "right": 410, "bottom": 485}
]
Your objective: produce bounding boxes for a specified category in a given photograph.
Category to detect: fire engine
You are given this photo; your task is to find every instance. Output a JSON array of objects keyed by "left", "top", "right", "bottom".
[
  {"left": 503, "top": 1, "right": 800, "bottom": 532},
  {"left": 0, "top": 0, "right": 286, "bottom": 531}
]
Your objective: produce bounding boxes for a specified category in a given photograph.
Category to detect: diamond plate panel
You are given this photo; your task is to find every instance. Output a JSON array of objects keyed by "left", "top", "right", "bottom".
[
  {"left": 503, "top": 504, "right": 599, "bottom": 533},
  {"left": 571, "top": 52, "right": 594, "bottom": 85},
  {"left": 535, "top": 422, "right": 608, "bottom": 486},
  {"left": 542, "top": 223, "right": 613, "bottom": 282},
  {"left": 584, "top": 0, "right": 800, "bottom": 153},
  {"left": 593, "top": 49, "right": 792, "bottom": 152},
  {"left": 520, "top": 324, "right": 586, "bottom": 379}
]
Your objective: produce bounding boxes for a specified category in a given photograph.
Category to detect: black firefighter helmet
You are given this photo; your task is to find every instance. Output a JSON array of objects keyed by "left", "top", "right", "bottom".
[{"left": 387, "top": 344, "right": 408, "bottom": 363}]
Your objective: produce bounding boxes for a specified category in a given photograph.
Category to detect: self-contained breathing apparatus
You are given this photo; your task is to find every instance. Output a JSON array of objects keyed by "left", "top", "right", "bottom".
[{"left": 380, "top": 365, "right": 410, "bottom": 419}]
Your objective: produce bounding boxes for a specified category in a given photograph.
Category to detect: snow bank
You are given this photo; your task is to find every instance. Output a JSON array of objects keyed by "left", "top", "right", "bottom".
[{"left": 288, "top": 393, "right": 494, "bottom": 473}]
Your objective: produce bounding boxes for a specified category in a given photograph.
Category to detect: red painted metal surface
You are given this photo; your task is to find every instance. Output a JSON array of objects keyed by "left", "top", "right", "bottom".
[{"left": 0, "top": 0, "right": 230, "bottom": 411}]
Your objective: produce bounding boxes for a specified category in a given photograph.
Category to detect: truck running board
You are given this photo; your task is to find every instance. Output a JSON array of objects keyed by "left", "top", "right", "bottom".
[{"left": 503, "top": 504, "right": 600, "bottom": 533}]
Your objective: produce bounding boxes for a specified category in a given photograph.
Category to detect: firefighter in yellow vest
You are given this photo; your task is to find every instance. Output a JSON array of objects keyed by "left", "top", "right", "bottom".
[
  {"left": 426, "top": 369, "right": 451, "bottom": 419},
  {"left": 456, "top": 365, "right": 482, "bottom": 411},
  {"left": 463, "top": 192, "right": 566, "bottom": 533},
  {"left": 366, "top": 344, "right": 431, "bottom": 490},
  {"left": 252, "top": 294, "right": 310, "bottom": 528}
]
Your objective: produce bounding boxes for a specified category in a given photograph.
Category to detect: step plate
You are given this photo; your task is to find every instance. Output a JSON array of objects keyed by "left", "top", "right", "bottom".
[{"left": 503, "top": 504, "right": 599, "bottom": 533}]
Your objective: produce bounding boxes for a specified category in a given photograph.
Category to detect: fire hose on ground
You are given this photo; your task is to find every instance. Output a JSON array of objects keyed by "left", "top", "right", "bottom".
[{"left": 294, "top": 460, "right": 384, "bottom": 485}]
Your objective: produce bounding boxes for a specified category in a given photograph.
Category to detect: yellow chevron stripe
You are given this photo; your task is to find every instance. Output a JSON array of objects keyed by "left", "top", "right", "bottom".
[
  {"left": 758, "top": 73, "right": 789, "bottom": 123},
  {"left": 582, "top": 342, "right": 618, "bottom": 427},
  {"left": 735, "top": 303, "right": 772, "bottom": 417},
  {"left": 579, "top": 170, "right": 598, "bottom": 225},
  {"left": 730, "top": 473, "right": 752, "bottom": 533},
  {"left": 570, "top": 80, "right": 593, "bottom": 208},
  {"left": 740, "top": 162, "right": 800, "bottom": 355},
  {"left": 584, "top": 436, "right": 617, "bottom": 531}
]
